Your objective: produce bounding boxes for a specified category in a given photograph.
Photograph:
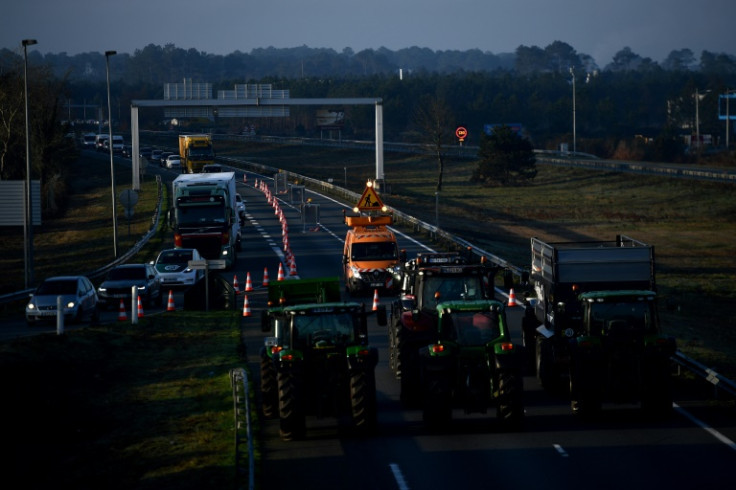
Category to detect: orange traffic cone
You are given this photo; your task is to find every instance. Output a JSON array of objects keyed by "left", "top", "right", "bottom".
[
  {"left": 372, "top": 289, "right": 379, "bottom": 311},
  {"left": 118, "top": 299, "right": 127, "bottom": 321},
  {"left": 242, "top": 295, "right": 251, "bottom": 317},
  {"left": 277, "top": 263, "right": 285, "bottom": 281},
  {"left": 289, "top": 257, "right": 297, "bottom": 276},
  {"left": 508, "top": 288, "right": 519, "bottom": 307},
  {"left": 245, "top": 272, "right": 253, "bottom": 292},
  {"left": 262, "top": 267, "right": 270, "bottom": 287},
  {"left": 167, "top": 290, "right": 176, "bottom": 312},
  {"left": 137, "top": 296, "right": 145, "bottom": 318},
  {"left": 233, "top": 275, "right": 240, "bottom": 295}
]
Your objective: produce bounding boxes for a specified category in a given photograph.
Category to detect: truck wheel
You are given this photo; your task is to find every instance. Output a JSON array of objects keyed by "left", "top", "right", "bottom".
[
  {"left": 278, "top": 370, "right": 305, "bottom": 441},
  {"left": 497, "top": 371, "right": 524, "bottom": 431},
  {"left": 350, "top": 370, "right": 377, "bottom": 434},
  {"left": 260, "top": 353, "right": 278, "bottom": 419}
]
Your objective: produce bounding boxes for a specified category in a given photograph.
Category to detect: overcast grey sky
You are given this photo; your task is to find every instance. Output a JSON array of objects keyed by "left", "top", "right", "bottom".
[{"left": 3, "top": 0, "right": 735, "bottom": 67}]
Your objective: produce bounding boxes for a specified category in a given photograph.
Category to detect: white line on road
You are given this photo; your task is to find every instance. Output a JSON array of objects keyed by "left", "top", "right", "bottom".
[
  {"left": 553, "top": 444, "right": 569, "bottom": 458},
  {"left": 389, "top": 463, "right": 411, "bottom": 490},
  {"left": 674, "top": 403, "right": 736, "bottom": 451}
]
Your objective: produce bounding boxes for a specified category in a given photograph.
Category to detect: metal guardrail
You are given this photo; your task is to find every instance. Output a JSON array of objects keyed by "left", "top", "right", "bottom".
[
  {"left": 230, "top": 367, "right": 255, "bottom": 490},
  {"left": 672, "top": 351, "right": 736, "bottom": 398}
]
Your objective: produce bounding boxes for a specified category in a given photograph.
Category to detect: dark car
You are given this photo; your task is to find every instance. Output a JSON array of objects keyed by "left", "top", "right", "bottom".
[
  {"left": 97, "top": 263, "right": 162, "bottom": 308},
  {"left": 201, "top": 164, "right": 223, "bottom": 173},
  {"left": 139, "top": 147, "right": 152, "bottom": 160},
  {"left": 25, "top": 275, "right": 99, "bottom": 325}
]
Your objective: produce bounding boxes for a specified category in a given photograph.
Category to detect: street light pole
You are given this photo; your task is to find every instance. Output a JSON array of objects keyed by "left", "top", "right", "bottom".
[
  {"left": 22, "top": 38, "right": 37, "bottom": 289},
  {"left": 105, "top": 50, "right": 118, "bottom": 258},
  {"left": 570, "top": 67, "right": 576, "bottom": 154}
]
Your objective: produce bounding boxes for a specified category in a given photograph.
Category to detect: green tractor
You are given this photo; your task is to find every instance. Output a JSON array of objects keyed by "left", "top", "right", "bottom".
[
  {"left": 259, "top": 277, "right": 386, "bottom": 440},
  {"left": 418, "top": 299, "right": 524, "bottom": 430}
]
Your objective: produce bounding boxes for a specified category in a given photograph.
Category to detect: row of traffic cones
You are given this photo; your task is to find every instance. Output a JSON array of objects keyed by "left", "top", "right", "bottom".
[{"left": 117, "top": 290, "right": 177, "bottom": 321}]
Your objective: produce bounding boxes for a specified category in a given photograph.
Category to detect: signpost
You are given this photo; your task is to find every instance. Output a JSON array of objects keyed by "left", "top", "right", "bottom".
[
  {"left": 455, "top": 126, "right": 468, "bottom": 143},
  {"left": 188, "top": 259, "right": 226, "bottom": 311}
]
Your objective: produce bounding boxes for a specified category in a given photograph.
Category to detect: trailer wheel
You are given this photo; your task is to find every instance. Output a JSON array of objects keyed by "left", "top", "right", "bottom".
[
  {"left": 350, "top": 369, "right": 377, "bottom": 434},
  {"left": 641, "top": 359, "right": 673, "bottom": 418},
  {"left": 260, "top": 353, "right": 277, "bottom": 419},
  {"left": 278, "top": 370, "right": 305, "bottom": 441}
]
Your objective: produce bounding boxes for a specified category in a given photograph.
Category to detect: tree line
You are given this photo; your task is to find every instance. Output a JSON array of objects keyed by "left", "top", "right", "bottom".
[{"left": 1, "top": 42, "right": 735, "bottom": 215}]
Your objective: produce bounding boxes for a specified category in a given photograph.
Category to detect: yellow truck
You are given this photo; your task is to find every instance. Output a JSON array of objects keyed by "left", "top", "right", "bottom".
[{"left": 178, "top": 134, "right": 215, "bottom": 173}]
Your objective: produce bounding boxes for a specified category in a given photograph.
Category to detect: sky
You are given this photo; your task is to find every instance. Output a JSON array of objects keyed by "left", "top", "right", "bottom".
[{"left": 3, "top": 0, "right": 735, "bottom": 67}]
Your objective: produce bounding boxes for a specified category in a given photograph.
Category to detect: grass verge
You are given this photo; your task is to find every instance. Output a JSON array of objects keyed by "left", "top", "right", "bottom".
[{"left": 2, "top": 310, "right": 245, "bottom": 489}]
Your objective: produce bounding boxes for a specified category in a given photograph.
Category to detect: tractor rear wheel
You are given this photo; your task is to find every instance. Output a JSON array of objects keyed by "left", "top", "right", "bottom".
[
  {"left": 278, "top": 370, "right": 305, "bottom": 441},
  {"left": 350, "top": 369, "right": 377, "bottom": 434}
]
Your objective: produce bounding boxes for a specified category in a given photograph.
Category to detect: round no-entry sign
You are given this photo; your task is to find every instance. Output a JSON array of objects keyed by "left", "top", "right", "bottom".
[{"left": 455, "top": 126, "right": 468, "bottom": 141}]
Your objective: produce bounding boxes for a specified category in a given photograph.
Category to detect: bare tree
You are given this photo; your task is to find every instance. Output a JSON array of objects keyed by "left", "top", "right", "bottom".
[{"left": 412, "top": 96, "right": 454, "bottom": 191}]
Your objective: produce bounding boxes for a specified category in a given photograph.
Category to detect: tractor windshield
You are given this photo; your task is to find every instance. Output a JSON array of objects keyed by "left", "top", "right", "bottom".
[
  {"left": 447, "top": 310, "right": 501, "bottom": 346},
  {"left": 423, "top": 276, "right": 482, "bottom": 305},
  {"left": 293, "top": 312, "right": 356, "bottom": 346},
  {"left": 588, "top": 300, "right": 657, "bottom": 336}
]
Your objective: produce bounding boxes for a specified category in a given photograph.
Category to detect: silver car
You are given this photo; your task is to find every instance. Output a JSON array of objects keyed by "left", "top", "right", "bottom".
[
  {"left": 152, "top": 248, "right": 203, "bottom": 288},
  {"left": 26, "top": 275, "right": 99, "bottom": 325}
]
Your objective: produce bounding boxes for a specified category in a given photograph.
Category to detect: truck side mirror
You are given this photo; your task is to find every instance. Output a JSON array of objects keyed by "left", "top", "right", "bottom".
[
  {"left": 166, "top": 208, "right": 175, "bottom": 229},
  {"left": 342, "top": 254, "right": 348, "bottom": 265}
]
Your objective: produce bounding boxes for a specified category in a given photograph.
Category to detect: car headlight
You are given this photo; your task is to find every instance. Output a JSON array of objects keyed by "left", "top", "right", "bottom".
[
  {"left": 27, "top": 302, "right": 36, "bottom": 311},
  {"left": 67, "top": 301, "right": 76, "bottom": 309}
]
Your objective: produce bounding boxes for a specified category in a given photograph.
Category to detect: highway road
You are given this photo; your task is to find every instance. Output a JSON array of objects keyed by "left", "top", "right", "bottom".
[
  {"left": 4, "top": 155, "right": 735, "bottom": 488},
  {"left": 233, "top": 169, "right": 736, "bottom": 490}
]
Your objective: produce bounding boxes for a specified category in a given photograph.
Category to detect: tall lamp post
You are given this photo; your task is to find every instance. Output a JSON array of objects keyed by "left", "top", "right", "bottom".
[
  {"left": 694, "top": 88, "right": 711, "bottom": 153},
  {"left": 105, "top": 50, "right": 118, "bottom": 258},
  {"left": 570, "top": 67, "right": 576, "bottom": 154},
  {"left": 22, "top": 38, "right": 37, "bottom": 289}
]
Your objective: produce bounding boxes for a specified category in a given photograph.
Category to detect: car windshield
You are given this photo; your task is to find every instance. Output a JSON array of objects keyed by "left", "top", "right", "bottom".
[
  {"left": 350, "top": 241, "right": 397, "bottom": 261},
  {"left": 36, "top": 279, "right": 77, "bottom": 295},
  {"left": 158, "top": 250, "right": 193, "bottom": 264},
  {"left": 447, "top": 311, "right": 501, "bottom": 346},
  {"left": 422, "top": 276, "right": 482, "bottom": 304},
  {"left": 108, "top": 267, "right": 145, "bottom": 280}
]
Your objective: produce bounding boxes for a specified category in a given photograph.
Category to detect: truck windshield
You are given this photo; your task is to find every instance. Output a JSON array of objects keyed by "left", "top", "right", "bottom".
[
  {"left": 350, "top": 241, "right": 397, "bottom": 261},
  {"left": 448, "top": 311, "right": 501, "bottom": 345},
  {"left": 189, "top": 147, "right": 213, "bottom": 158},
  {"left": 589, "top": 300, "right": 656, "bottom": 335},
  {"left": 177, "top": 206, "right": 226, "bottom": 226},
  {"left": 423, "top": 276, "right": 482, "bottom": 304}
]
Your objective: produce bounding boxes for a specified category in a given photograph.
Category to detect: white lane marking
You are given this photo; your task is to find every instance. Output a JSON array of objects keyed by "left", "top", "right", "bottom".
[
  {"left": 674, "top": 403, "right": 736, "bottom": 451},
  {"left": 389, "top": 463, "right": 411, "bottom": 490},
  {"left": 553, "top": 444, "right": 569, "bottom": 458}
]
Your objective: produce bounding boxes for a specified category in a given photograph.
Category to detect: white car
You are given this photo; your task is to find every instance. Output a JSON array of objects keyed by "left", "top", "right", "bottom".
[
  {"left": 166, "top": 155, "right": 182, "bottom": 169},
  {"left": 26, "top": 275, "right": 99, "bottom": 325},
  {"left": 235, "top": 193, "right": 246, "bottom": 223},
  {"left": 152, "top": 248, "right": 203, "bottom": 288}
]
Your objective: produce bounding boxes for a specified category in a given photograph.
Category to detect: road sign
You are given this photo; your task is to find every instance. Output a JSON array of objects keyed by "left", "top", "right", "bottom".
[
  {"left": 188, "top": 259, "right": 227, "bottom": 270},
  {"left": 455, "top": 126, "right": 468, "bottom": 142},
  {"left": 356, "top": 185, "right": 384, "bottom": 211}
]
